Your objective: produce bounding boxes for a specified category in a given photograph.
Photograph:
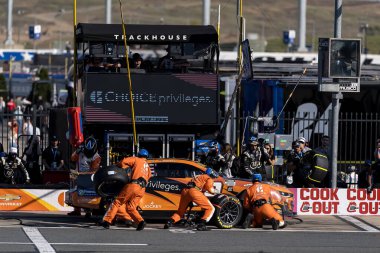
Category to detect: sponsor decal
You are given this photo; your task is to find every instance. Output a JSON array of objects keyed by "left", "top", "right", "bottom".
[
  {"left": 296, "top": 188, "right": 380, "bottom": 215},
  {"left": 147, "top": 181, "right": 181, "bottom": 192},
  {"left": 143, "top": 201, "right": 162, "bottom": 209},
  {"left": 89, "top": 91, "right": 213, "bottom": 107},
  {"left": 113, "top": 34, "right": 188, "bottom": 42},
  {"left": 0, "top": 194, "right": 21, "bottom": 201},
  {"left": 78, "top": 189, "right": 97, "bottom": 196},
  {"left": 0, "top": 189, "right": 73, "bottom": 211}
]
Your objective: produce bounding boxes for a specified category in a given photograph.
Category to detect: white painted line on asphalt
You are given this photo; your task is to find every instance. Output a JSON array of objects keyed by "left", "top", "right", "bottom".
[
  {"left": 22, "top": 227, "right": 56, "bottom": 253},
  {"left": 50, "top": 243, "right": 148, "bottom": 246},
  {"left": 213, "top": 228, "right": 379, "bottom": 233},
  {"left": 0, "top": 242, "right": 147, "bottom": 246},
  {"left": 339, "top": 216, "right": 380, "bottom": 232},
  {"left": 0, "top": 242, "right": 32, "bottom": 244}
]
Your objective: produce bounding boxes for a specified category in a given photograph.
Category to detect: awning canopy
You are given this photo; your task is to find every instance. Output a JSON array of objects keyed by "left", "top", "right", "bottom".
[{"left": 76, "top": 23, "right": 218, "bottom": 44}]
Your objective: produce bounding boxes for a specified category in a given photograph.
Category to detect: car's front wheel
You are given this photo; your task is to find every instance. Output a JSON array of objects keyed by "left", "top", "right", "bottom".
[{"left": 211, "top": 195, "right": 243, "bottom": 229}]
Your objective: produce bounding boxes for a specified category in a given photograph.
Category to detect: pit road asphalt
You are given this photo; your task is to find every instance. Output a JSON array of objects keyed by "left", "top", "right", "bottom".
[{"left": 0, "top": 212, "right": 379, "bottom": 253}]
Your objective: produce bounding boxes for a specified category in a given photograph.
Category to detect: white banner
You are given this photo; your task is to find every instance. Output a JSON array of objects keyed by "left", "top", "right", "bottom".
[{"left": 296, "top": 188, "right": 380, "bottom": 215}]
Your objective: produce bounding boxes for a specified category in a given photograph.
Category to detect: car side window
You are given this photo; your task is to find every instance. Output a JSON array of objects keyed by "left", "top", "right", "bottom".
[
  {"left": 150, "top": 163, "right": 169, "bottom": 177},
  {"left": 166, "top": 163, "right": 187, "bottom": 178},
  {"left": 167, "top": 163, "right": 203, "bottom": 178},
  {"left": 149, "top": 162, "right": 205, "bottom": 178}
]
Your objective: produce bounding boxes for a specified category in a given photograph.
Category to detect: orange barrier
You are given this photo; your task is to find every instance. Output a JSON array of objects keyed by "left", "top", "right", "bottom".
[{"left": 0, "top": 189, "right": 73, "bottom": 211}]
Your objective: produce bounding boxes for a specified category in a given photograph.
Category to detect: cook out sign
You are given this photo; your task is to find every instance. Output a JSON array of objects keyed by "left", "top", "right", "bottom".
[{"left": 296, "top": 188, "right": 380, "bottom": 215}]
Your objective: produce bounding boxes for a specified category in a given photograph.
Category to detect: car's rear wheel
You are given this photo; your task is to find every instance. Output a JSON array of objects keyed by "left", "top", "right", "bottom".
[{"left": 212, "top": 195, "right": 243, "bottom": 229}]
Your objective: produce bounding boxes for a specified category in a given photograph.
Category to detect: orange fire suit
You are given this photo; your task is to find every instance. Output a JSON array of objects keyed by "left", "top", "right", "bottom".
[
  {"left": 103, "top": 157, "right": 151, "bottom": 224},
  {"left": 243, "top": 182, "right": 284, "bottom": 228},
  {"left": 115, "top": 204, "right": 133, "bottom": 222},
  {"left": 171, "top": 174, "right": 215, "bottom": 223}
]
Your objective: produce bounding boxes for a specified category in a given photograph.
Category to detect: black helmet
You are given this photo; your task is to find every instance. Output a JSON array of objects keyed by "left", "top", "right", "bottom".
[{"left": 84, "top": 137, "right": 97, "bottom": 158}]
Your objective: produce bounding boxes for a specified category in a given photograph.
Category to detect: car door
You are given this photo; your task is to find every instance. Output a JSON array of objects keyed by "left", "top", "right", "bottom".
[{"left": 141, "top": 162, "right": 184, "bottom": 212}]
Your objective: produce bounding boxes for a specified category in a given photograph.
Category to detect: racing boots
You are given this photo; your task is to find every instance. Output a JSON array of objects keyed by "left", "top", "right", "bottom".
[
  {"left": 196, "top": 219, "right": 209, "bottom": 231},
  {"left": 115, "top": 219, "right": 133, "bottom": 228},
  {"left": 242, "top": 213, "right": 253, "bottom": 229},
  {"left": 164, "top": 219, "right": 174, "bottom": 229},
  {"left": 136, "top": 220, "right": 146, "bottom": 231},
  {"left": 98, "top": 220, "right": 111, "bottom": 229},
  {"left": 279, "top": 221, "right": 287, "bottom": 229},
  {"left": 270, "top": 218, "right": 279, "bottom": 230}
]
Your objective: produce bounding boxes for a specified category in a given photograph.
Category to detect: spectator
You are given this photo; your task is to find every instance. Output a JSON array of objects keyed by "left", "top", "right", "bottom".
[
  {"left": 284, "top": 141, "right": 305, "bottom": 187},
  {"left": 263, "top": 143, "right": 276, "bottom": 182},
  {"left": 368, "top": 139, "right": 380, "bottom": 191},
  {"left": 22, "top": 116, "right": 41, "bottom": 138},
  {"left": 15, "top": 97, "right": 23, "bottom": 108},
  {"left": 374, "top": 138, "right": 380, "bottom": 162},
  {"left": 22, "top": 136, "right": 42, "bottom": 184},
  {"left": 132, "top": 53, "right": 143, "bottom": 69},
  {"left": 205, "top": 141, "right": 225, "bottom": 173},
  {"left": 0, "top": 147, "right": 30, "bottom": 184},
  {"left": 240, "top": 136, "right": 262, "bottom": 179},
  {"left": 220, "top": 143, "right": 236, "bottom": 178},
  {"left": 314, "top": 135, "right": 330, "bottom": 158},
  {"left": 6, "top": 98, "right": 16, "bottom": 112},
  {"left": 357, "top": 160, "right": 371, "bottom": 189},
  {"left": 13, "top": 106, "right": 23, "bottom": 134},
  {"left": 42, "top": 135, "right": 64, "bottom": 171},
  {"left": 87, "top": 57, "right": 105, "bottom": 72},
  {"left": 297, "top": 137, "right": 312, "bottom": 154},
  {"left": 345, "top": 165, "right": 358, "bottom": 189},
  {"left": 7, "top": 118, "right": 18, "bottom": 148},
  {"left": 157, "top": 47, "right": 174, "bottom": 71}
]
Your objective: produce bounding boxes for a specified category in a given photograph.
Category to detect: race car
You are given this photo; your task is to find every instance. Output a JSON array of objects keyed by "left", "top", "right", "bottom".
[{"left": 65, "top": 158, "right": 294, "bottom": 228}]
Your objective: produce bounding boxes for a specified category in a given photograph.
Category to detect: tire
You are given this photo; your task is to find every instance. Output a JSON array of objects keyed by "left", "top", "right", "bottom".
[
  {"left": 93, "top": 165, "right": 131, "bottom": 197},
  {"left": 211, "top": 195, "right": 243, "bottom": 229}
]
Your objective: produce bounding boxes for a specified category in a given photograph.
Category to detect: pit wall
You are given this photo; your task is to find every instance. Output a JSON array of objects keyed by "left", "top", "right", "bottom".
[
  {"left": 291, "top": 188, "right": 380, "bottom": 215},
  {"left": 0, "top": 189, "right": 73, "bottom": 211}
]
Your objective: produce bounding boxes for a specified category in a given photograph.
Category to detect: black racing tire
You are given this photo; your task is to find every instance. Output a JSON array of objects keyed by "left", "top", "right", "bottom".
[
  {"left": 93, "top": 165, "right": 131, "bottom": 197},
  {"left": 212, "top": 195, "right": 243, "bottom": 229}
]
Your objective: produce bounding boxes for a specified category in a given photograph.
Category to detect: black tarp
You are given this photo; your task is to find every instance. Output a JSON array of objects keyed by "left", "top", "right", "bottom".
[{"left": 76, "top": 23, "right": 218, "bottom": 44}]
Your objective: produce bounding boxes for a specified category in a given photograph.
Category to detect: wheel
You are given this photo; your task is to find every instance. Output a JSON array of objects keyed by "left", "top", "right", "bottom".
[
  {"left": 212, "top": 195, "right": 243, "bottom": 229},
  {"left": 93, "top": 165, "right": 131, "bottom": 197}
]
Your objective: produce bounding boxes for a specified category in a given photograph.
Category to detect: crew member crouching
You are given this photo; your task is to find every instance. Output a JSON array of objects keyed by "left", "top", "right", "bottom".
[
  {"left": 243, "top": 173, "right": 286, "bottom": 230},
  {"left": 164, "top": 167, "right": 219, "bottom": 231}
]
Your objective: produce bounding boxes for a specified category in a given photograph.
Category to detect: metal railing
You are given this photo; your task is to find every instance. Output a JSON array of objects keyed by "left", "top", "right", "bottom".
[
  {"left": 240, "top": 111, "right": 380, "bottom": 176},
  {"left": 0, "top": 110, "right": 50, "bottom": 156}
]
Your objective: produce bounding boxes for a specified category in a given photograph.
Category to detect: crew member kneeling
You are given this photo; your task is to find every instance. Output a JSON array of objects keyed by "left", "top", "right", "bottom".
[
  {"left": 243, "top": 173, "right": 286, "bottom": 230},
  {"left": 99, "top": 149, "right": 151, "bottom": 231},
  {"left": 164, "top": 168, "right": 219, "bottom": 231}
]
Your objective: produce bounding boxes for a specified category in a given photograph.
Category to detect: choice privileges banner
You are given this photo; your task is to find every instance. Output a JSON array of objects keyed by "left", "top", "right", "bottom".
[{"left": 296, "top": 188, "right": 380, "bottom": 215}]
